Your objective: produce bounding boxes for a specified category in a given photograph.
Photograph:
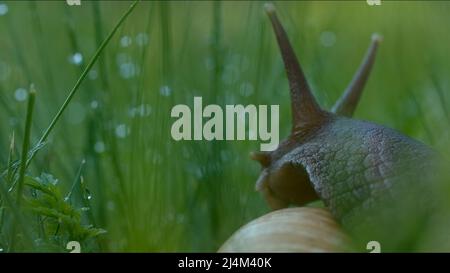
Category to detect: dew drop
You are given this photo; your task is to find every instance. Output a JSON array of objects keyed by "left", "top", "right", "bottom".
[
  {"left": 128, "top": 104, "right": 152, "bottom": 118},
  {"left": 160, "top": 85, "right": 172, "bottom": 97},
  {"left": 120, "top": 35, "right": 132, "bottom": 48},
  {"left": 94, "top": 141, "right": 105, "bottom": 153},
  {"left": 90, "top": 100, "right": 99, "bottom": 109},
  {"left": 0, "top": 3, "right": 8, "bottom": 16},
  {"left": 115, "top": 124, "right": 129, "bottom": 139},
  {"left": 68, "top": 52, "right": 83, "bottom": 66},
  {"left": 119, "top": 62, "right": 138, "bottom": 79},
  {"left": 14, "top": 88, "right": 28, "bottom": 102},
  {"left": 83, "top": 188, "right": 92, "bottom": 201},
  {"left": 320, "top": 31, "right": 336, "bottom": 47}
]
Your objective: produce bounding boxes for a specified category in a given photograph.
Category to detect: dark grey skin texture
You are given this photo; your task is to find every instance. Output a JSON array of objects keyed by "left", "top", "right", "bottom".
[
  {"left": 282, "top": 116, "right": 437, "bottom": 225},
  {"left": 254, "top": 5, "right": 442, "bottom": 249},
  {"left": 256, "top": 113, "right": 438, "bottom": 212}
]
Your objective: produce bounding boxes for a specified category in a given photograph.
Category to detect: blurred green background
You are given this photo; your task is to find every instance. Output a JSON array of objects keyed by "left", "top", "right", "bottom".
[{"left": 0, "top": 0, "right": 449, "bottom": 252}]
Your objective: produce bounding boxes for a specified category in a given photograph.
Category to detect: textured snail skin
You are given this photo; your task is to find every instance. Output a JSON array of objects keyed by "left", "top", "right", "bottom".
[
  {"left": 280, "top": 117, "right": 438, "bottom": 227},
  {"left": 219, "top": 207, "right": 351, "bottom": 252},
  {"left": 252, "top": 4, "right": 443, "bottom": 250}
]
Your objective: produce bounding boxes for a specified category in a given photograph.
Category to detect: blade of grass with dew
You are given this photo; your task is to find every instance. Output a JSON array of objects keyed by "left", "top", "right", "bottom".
[
  {"left": 64, "top": 3, "right": 107, "bottom": 229},
  {"left": 1, "top": 2, "right": 139, "bottom": 251},
  {"left": 0, "top": 1, "right": 140, "bottom": 181},
  {"left": 21, "top": 0, "right": 139, "bottom": 171},
  {"left": 64, "top": 159, "right": 86, "bottom": 203},
  {"left": 28, "top": 2, "right": 78, "bottom": 181}
]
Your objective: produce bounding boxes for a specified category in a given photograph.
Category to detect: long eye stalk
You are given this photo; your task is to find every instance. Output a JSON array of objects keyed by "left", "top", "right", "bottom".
[
  {"left": 265, "top": 3, "right": 324, "bottom": 130},
  {"left": 332, "top": 34, "right": 382, "bottom": 117}
]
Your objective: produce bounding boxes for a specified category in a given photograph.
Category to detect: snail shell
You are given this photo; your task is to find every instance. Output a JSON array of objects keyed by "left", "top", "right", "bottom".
[{"left": 219, "top": 207, "right": 351, "bottom": 252}]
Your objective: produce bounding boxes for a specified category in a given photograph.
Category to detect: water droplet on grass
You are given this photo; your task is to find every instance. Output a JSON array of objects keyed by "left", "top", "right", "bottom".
[
  {"left": 90, "top": 100, "right": 99, "bottom": 109},
  {"left": 119, "top": 62, "right": 138, "bottom": 79},
  {"left": 128, "top": 104, "right": 152, "bottom": 118},
  {"left": 0, "top": 3, "right": 8, "bottom": 16},
  {"left": 120, "top": 35, "right": 132, "bottom": 48},
  {"left": 160, "top": 85, "right": 172, "bottom": 97},
  {"left": 115, "top": 124, "right": 129, "bottom": 139},
  {"left": 320, "top": 31, "right": 336, "bottom": 47},
  {"left": 94, "top": 141, "right": 105, "bottom": 153},
  {"left": 80, "top": 180, "right": 92, "bottom": 201},
  {"left": 68, "top": 52, "right": 83, "bottom": 66},
  {"left": 14, "top": 88, "right": 27, "bottom": 102}
]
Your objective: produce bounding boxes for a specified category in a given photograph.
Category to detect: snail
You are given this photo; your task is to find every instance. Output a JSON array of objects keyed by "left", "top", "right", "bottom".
[
  {"left": 219, "top": 207, "right": 351, "bottom": 253},
  {"left": 248, "top": 4, "right": 443, "bottom": 251}
]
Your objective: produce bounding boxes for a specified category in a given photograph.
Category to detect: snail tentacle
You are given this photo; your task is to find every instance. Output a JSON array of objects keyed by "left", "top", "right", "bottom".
[
  {"left": 332, "top": 34, "right": 382, "bottom": 117},
  {"left": 265, "top": 3, "right": 325, "bottom": 130}
]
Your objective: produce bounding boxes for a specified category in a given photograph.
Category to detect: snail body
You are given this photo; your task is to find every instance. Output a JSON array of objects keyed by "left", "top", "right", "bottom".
[{"left": 249, "top": 4, "right": 442, "bottom": 250}]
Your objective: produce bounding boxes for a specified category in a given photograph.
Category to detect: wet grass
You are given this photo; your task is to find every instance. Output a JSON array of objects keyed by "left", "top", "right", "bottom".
[{"left": 0, "top": 1, "right": 449, "bottom": 252}]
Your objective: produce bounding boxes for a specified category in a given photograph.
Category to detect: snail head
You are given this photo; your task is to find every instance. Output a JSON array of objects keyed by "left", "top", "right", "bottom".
[{"left": 251, "top": 3, "right": 381, "bottom": 210}]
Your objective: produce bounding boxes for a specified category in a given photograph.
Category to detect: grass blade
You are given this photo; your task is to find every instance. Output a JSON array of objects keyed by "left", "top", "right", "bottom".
[
  {"left": 9, "top": 85, "right": 36, "bottom": 251},
  {"left": 16, "top": 86, "right": 36, "bottom": 207},
  {"left": 6, "top": 132, "right": 15, "bottom": 186},
  {"left": 25, "top": 0, "right": 140, "bottom": 168}
]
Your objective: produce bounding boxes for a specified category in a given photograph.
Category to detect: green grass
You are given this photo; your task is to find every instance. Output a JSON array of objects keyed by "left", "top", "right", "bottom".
[{"left": 0, "top": 0, "right": 449, "bottom": 252}]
